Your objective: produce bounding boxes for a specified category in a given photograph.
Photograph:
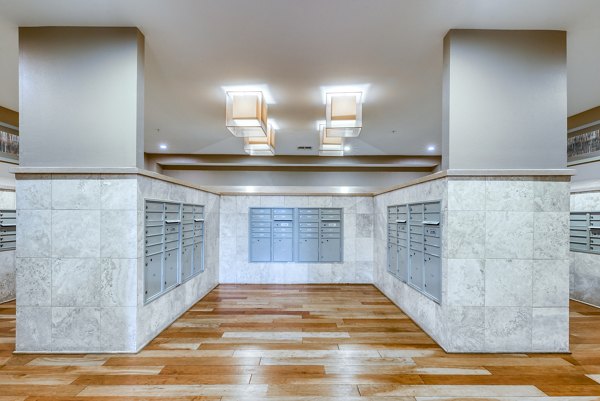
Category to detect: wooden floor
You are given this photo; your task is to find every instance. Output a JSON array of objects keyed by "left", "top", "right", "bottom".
[{"left": 1, "top": 285, "right": 600, "bottom": 400}]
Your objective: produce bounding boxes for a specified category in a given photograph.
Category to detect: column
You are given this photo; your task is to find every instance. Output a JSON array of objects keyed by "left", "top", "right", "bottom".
[
  {"left": 441, "top": 30, "right": 570, "bottom": 352},
  {"left": 16, "top": 27, "right": 144, "bottom": 352}
]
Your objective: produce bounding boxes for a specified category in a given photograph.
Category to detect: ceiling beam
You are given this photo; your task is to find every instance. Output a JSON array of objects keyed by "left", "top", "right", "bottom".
[{"left": 146, "top": 154, "right": 441, "bottom": 172}]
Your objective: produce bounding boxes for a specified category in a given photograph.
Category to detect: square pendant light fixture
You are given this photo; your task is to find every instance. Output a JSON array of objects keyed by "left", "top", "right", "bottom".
[
  {"left": 318, "top": 123, "right": 344, "bottom": 156},
  {"left": 244, "top": 123, "right": 275, "bottom": 156},
  {"left": 226, "top": 91, "right": 268, "bottom": 137},
  {"left": 325, "top": 92, "right": 362, "bottom": 137}
]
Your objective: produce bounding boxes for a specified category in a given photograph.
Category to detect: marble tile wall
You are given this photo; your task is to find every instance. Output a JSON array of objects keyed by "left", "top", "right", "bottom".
[
  {"left": 373, "top": 176, "right": 571, "bottom": 353},
  {"left": 570, "top": 190, "right": 600, "bottom": 307},
  {"left": 0, "top": 188, "right": 16, "bottom": 303},
  {"left": 136, "top": 175, "right": 219, "bottom": 349},
  {"left": 219, "top": 195, "right": 374, "bottom": 284},
  {"left": 15, "top": 174, "right": 219, "bottom": 353}
]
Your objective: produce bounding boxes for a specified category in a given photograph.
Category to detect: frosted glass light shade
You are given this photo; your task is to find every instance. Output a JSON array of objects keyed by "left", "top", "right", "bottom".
[
  {"left": 226, "top": 91, "right": 267, "bottom": 137},
  {"left": 325, "top": 92, "right": 362, "bottom": 137},
  {"left": 244, "top": 124, "right": 275, "bottom": 156},
  {"left": 318, "top": 124, "right": 344, "bottom": 156}
]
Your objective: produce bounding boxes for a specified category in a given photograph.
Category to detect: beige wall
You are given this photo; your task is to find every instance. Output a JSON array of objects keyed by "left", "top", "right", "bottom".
[
  {"left": 19, "top": 27, "right": 144, "bottom": 168},
  {"left": 442, "top": 30, "right": 567, "bottom": 170}
]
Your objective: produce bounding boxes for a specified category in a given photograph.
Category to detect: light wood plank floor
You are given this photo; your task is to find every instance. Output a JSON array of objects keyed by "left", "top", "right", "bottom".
[{"left": 1, "top": 284, "right": 600, "bottom": 400}]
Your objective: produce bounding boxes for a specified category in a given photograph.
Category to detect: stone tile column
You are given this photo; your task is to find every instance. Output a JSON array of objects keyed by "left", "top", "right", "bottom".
[
  {"left": 438, "top": 30, "right": 571, "bottom": 352},
  {"left": 15, "top": 27, "right": 145, "bottom": 353}
]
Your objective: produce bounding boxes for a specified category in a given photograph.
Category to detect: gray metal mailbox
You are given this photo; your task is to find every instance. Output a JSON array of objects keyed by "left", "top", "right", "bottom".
[
  {"left": 272, "top": 208, "right": 294, "bottom": 262},
  {"left": 249, "top": 207, "right": 343, "bottom": 263},
  {"left": 144, "top": 200, "right": 206, "bottom": 304},
  {"left": 0, "top": 209, "right": 16, "bottom": 251},
  {"left": 570, "top": 212, "right": 600, "bottom": 254},
  {"left": 387, "top": 201, "right": 442, "bottom": 304},
  {"left": 249, "top": 208, "right": 272, "bottom": 262}
]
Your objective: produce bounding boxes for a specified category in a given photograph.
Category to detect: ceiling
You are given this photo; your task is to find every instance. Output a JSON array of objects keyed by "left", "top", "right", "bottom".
[{"left": 1, "top": 0, "right": 600, "bottom": 157}]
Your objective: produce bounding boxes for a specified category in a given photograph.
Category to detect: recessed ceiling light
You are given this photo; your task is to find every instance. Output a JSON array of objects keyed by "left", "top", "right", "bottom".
[
  {"left": 344, "top": 145, "right": 351, "bottom": 152},
  {"left": 427, "top": 145, "right": 435, "bottom": 151},
  {"left": 159, "top": 144, "right": 167, "bottom": 150}
]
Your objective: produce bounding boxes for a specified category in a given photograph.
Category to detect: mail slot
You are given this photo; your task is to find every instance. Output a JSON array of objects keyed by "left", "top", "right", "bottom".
[
  {"left": 321, "top": 222, "right": 341, "bottom": 228},
  {"left": 321, "top": 227, "right": 341, "bottom": 233},
  {"left": 274, "top": 221, "right": 292, "bottom": 228},
  {"left": 410, "top": 204, "right": 423, "bottom": 214},
  {"left": 300, "top": 227, "right": 318, "bottom": 233},
  {"left": 570, "top": 242, "right": 588, "bottom": 252},
  {"left": 570, "top": 236, "right": 587, "bottom": 244},
  {"left": 165, "top": 225, "right": 179, "bottom": 234},
  {"left": 182, "top": 205, "right": 194, "bottom": 213},
  {"left": 145, "top": 225, "right": 163, "bottom": 236},
  {"left": 0, "top": 234, "right": 16, "bottom": 242},
  {"left": 424, "top": 244, "right": 441, "bottom": 256},
  {"left": 251, "top": 232, "right": 271, "bottom": 238},
  {"left": 182, "top": 230, "right": 194, "bottom": 239},
  {"left": 252, "top": 227, "right": 271, "bottom": 233},
  {"left": 251, "top": 208, "right": 271, "bottom": 215},
  {"left": 410, "top": 234, "right": 423, "bottom": 243},
  {"left": 299, "top": 214, "right": 319, "bottom": 222},
  {"left": 424, "top": 202, "right": 441, "bottom": 213},
  {"left": 145, "top": 243, "right": 163, "bottom": 256},
  {"left": 252, "top": 214, "right": 272, "bottom": 221},
  {"left": 165, "top": 212, "right": 180, "bottom": 221},
  {"left": 273, "top": 227, "right": 293, "bottom": 233},
  {"left": 165, "top": 203, "right": 180, "bottom": 213},
  {"left": 145, "top": 202, "right": 164, "bottom": 212},
  {"left": 300, "top": 232, "right": 319, "bottom": 239},
  {"left": 299, "top": 208, "right": 319, "bottom": 214},
  {"left": 252, "top": 221, "right": 271, "bottom": 227},
  {"left": 423, "top": 236, "right": 441, "bottom": 247},
  {"left": 299, "top": 222, "right": 318, "bottom": 228},
  {"left": 321, "top": 233, "right": 341, "bottom": 239},
  {"left": 410, "top": 225, "right": 423, "bottom": 234},
  {"left": 165, "top": 232, "right": 179, "bottom": 243},
  {"left": 145, "top": 212, "right": 163, "bottom": 222},
  {"left": 145, "top": 234, "right": 164, "bottom": 247},
  {"left": 424, "top": 226, "right": 440, "bottom": 237}
]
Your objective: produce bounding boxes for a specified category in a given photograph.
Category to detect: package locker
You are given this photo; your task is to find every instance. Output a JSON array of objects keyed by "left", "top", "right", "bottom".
[
  {"left": 0, "top": 209, "right": 16, "bottom": 251},
  {"left": 249, "top": 208, "right": 272, "bottom": 262},
  {"left": 320, "top": 208, "right": 342, "bottom": 262},
  {"left": 298, "top": 208, "right": 319, "bottom": 262}
]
